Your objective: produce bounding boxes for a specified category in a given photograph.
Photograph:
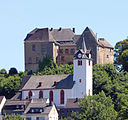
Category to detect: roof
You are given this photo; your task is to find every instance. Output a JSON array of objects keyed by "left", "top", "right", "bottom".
[
  {"left": 24, "top": 28, "right": 55, "bottom": 42},
  {"left": 50, "top": 28, "right": 75, "bottom": 41},
  {"left": 24, "top": 28, "right": 75, "bottom": 42},
  {"left": 84, "top": 27, "right": 97, "bottom": 40},
  {"left": 24, "top": 99, "right": 53, "bottom": 115},
  {"left": 98, "top": 38, "right": 113, "bottom": 48},
  {"left": 21, "top": 75, "right": 74, "bottom": 91},
  {"left": 65, "top": 98, "right": 80, "bottom": 108},
  {"left": 56, "top": 40, "right": 76, "bottom": 47},
  {"left": 74, "top": 49, "right": 91, "bottom": 59},
  {"left": 58, "top": 98, "right": 81, "bottom": 119},
  {"left": 5, "top": 99, "right": 29, "bottom": 106}
]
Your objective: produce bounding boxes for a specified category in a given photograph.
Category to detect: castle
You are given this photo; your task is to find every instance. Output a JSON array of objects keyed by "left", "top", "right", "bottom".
[
  {"left": 2, "top": 45, "right": 92, "bottom": 120},
  {"left": 24, "top": 27, "right": 114, "bottom": 72}
]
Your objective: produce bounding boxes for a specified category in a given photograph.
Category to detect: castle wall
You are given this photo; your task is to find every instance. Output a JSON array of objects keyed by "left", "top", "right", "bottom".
[
  {"left": 56, "top": 45, "right": 76, "bottom": 65},
  {"left": 24, "top": 41, "right": 55, "bottom": 72},
  {"left": 97, "top": 46, "right": 114, "bottom": 64}
]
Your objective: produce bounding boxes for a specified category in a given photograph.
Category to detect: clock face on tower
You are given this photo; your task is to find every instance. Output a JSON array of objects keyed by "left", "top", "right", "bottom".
[{"left": 78, "top": 53, "right": 82, "bottom": 58}]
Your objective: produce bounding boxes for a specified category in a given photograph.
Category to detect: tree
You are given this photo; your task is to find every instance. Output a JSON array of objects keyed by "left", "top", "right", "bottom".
[
  {"left": 114, "top": 39, "right": 128, "bottom": 71},
  {"left": 9, "top": 67, "right": 18, "bottom": 75},
  {"left": 39, "top": 56, "right": 57, "bottom": 72},
  {"left": 120, "top": 49, "right": 128, "bottom": 71},
  {"left": 3, "top": 114, "right": 24, "bottom": 120},
  {"left": 115, "top": 93, "right": 128, "bottom": 120},
  {"left": 72, "top": 91, "right": 117, "bottom": 120},
  {"left": 0, "top": 75, "right": 22, "bottom": 98},
  {"left": 0, "top": 69, "right": 7, "bottom": 74}
]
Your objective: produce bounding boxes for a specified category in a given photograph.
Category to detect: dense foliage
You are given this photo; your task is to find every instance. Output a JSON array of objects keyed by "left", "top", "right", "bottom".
[
  {"left": 0, "top": 69, "right": 27, "bottom": 99},
  {"left": 114, "top": 38, "right": 128, "bottom": 71},
  {"left": 3, "top": 114, "right": 24, "bottom": 120},
  {"left": 72, "top": 91, "right": 117, "bottom": 120},
  {"left": 38, "top": 56, "right": 73, "bottom": 75}
]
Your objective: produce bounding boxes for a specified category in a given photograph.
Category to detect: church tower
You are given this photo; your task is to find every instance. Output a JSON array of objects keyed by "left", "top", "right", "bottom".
[{"left": 72, "top": 38, "right": 92, "bottom": 98}]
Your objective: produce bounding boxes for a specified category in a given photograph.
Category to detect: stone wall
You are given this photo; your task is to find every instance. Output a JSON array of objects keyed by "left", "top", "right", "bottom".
[
  {"left": 56, "top": 45, "right": 76, "bottom": 65},
  {"left": 24, "top": 41, "right": 54, "bottom": 72},
  {"left": 97, "top": 47, "right": 114, "bottom": 64}
]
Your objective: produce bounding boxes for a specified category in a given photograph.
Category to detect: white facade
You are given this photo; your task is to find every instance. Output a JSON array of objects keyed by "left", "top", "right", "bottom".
[
  {"left": 73, "top": 58, "right": 92, "bottom": 98},
  {"left": 22, "top": 89, "right": 72, "bottom": 107},
  {"left": 24, "top": 105, "right": 58, "bottom": 120}
]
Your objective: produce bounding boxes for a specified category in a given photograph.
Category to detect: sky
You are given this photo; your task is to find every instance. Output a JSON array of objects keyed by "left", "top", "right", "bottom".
[{"left": 0, "top": 0, "right": 128, "bottom": 72}]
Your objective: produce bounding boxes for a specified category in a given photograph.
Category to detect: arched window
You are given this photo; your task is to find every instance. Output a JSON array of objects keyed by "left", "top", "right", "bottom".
[
  {"left": 89, "top": 60, "right": 91, "bottom": 66},
  {"left": 49, "top": 90, "right": 53, "bottom": 102},
  {"left": 39, "top": 90, "right": 43, "bottom": 99},
  {"left": 28, "top": 90, "right": 32, "bottom": 99},
  {"left": 60, "top": 90, "right": 64, "bottom": 104}
]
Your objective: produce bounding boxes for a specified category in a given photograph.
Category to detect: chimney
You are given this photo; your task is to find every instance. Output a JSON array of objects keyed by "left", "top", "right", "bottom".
[
  {"left": 73, "top": 28, "right": 75, "bottom": 33},
  {"left": 75, "top": 98, "right": 78, "bottom": 102},
  {"left": 53, "top": 81, "right": 57, "bottom": 86},
  {"left": 58, "top": 27, "right": 62, "bottom": 31},
  {"left": 50, "top": 28, "right": 53, "bottom": 31},
  {"left": 39, "top": 82, "right": 42, "bottom": 87}
]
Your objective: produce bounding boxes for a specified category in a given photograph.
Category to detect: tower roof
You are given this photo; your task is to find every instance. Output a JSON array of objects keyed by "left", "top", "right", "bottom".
[{"left": 82, "top": 36, "right": 87, "bottom": 53}]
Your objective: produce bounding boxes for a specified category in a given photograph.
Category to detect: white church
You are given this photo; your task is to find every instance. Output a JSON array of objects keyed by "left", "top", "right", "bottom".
[{"left": 2, "top": 40, "right": 93, "bottom": 120}]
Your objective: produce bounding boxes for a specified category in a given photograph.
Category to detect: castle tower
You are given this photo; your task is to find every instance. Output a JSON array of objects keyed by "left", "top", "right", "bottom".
[{"left": 72, "top": 39, "right": 92, "bottom": 98}]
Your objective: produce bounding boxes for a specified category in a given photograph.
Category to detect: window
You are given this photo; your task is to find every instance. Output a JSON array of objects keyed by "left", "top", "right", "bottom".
[
  {"left": 65, "top": 49, "right": 69, "bottom": 54},
  {"left": 106, "top": 55, "right": 109, "bottom": 58},
  {"left": 59, "top": 49, "right": 63, "bottom": 54},
  {"left": 36, "top": 57, "right": 39, "bottom": 63},
  {"left": 32, "top": 44, "right": 36, "bottom": 51},
  {"left": 60, "top": 90, "right": 64, "bottom": 104},
  {"left": 61, "top": 56, "right": 64, "bottom": 61},
  {"left": 89, "top": 60, "right": 91, "bottom": 66},
  {"left": 79, "top": 79, "right": 82, "bottom": 83},
  {"left": 39, "top": 90, "right": 43, "bottom": 99},
  {"left": 49, "top": 90, "right": 53, "bottom": 102},
  {"left": 70, "top": 48, "right": 75, "bottom": 54},
  {"left": 28, "top": 90, "right": 32, "bottom": 99},
  {"left": 26, "top": 117, "right": 31, "bottom": 120},
  {"left": 28, "top": 57, "right": 32, "bottom": 64},
  {"left": 78, "top": 60, "right": 82, "bottom": 66}
]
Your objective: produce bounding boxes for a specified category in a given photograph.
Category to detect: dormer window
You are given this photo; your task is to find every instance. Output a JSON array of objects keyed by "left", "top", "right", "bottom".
[
  {"left": 40, "top": 109, "right": 43, "bottom": 113},
  {"left": 16, "top": 105, "right": 19, "bottom": 109},
  {"left": 78, "top": 60, "right": 82, "bottom": 66},
  {"left": 31, "top": 109, "right": 34, "bottom": 113}
]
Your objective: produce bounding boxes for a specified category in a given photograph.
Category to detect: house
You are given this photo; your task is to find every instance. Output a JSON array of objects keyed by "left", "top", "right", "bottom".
[
  {"left": 3, "top": 44, "right": 92, "bottom": 119},
  {"left": 24, "top": 27, "right": 114, "bottom": 72},
  {"left": 3, "top": 96, "right": 58, "bottom": 120}
]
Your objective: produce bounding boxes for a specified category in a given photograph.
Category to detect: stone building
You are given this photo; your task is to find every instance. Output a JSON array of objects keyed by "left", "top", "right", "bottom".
[{"left": 24, "top": 27, "right": 113, "bottom": 72}]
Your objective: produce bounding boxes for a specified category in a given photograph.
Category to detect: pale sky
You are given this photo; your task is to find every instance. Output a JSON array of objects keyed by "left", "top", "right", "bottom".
[{"left": 0, "top": 0, "right": 128, "bottom": 72}]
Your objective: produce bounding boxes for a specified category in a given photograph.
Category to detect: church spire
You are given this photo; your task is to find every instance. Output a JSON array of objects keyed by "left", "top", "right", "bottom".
[{"left": 82, "top": 36, "right": 87, "bottom": 53}]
